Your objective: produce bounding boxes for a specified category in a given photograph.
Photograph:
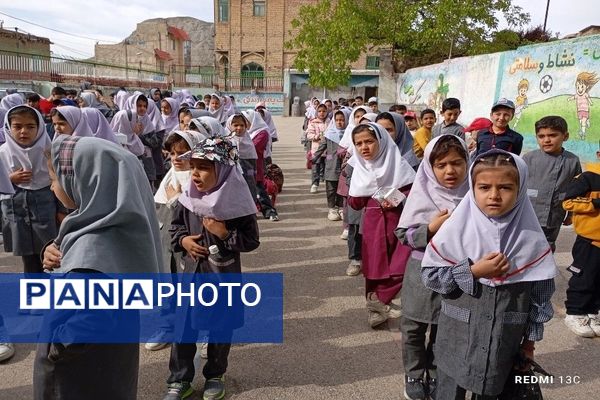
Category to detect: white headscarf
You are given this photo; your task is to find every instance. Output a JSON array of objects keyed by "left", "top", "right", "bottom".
[
  {"left": 114, "top": 90, "right": 131, "bottom": 111},
  {"left": 154, "top": 130, "right": 208, "bottom": 205},
  {"left": 208, "top": 93, "right": 231, "bottom": 125},
  {"left": 422, "top": 149, "right": 558, "bottom": 286},
  {"left": 54, "top": 106, "right": 94, "bottom": 138},
  {"left": 323, "top": 108, "right": 351, "bottom": 144},
  {"left": 226, "top": 114, "right": 258, "bottom": 160},
  {"left": 243, "top": 110, "right": 269, "bottom": 140},
  {"left": 348, "top": 122, "right": 416, "bottom": 197},
  {"left": 51, "top": 135, "right": 162, "bottom": 274},
  {"left": 258, "top": 108, "right": 278, "bottom": 141},
  {"left": 190, "top": 116, "right": 226, "bottom": 137},
  {"left": 109, "top": 110, "right": 146, "bottom": 156},
  {"left": 0, "top": 93, "right": 25, "bottom": 143},
  {"left": 398, "top": 135, "right": 469, "bottom": 228},
  {"left": 161, "top": 97, "right": 181, "bottom": 133},
  {"left": 81, "top": 108, "right": 119, "bottom": 143},
  {"left": 339, "top": 105, "right": 371, "bottom": 150},
  {"left": 0, "top": 105, "right": 51, "bottom": 190}
]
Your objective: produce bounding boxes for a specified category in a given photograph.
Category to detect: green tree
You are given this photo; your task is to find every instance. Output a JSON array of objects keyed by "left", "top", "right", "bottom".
[{"left": 286, "top": 0, "right": 530, "bottom": 88}]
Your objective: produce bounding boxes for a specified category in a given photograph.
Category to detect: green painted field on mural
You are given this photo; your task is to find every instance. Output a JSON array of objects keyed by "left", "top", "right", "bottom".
[{"left": 512, "top": 95, "right": 599, "bottom": 162}]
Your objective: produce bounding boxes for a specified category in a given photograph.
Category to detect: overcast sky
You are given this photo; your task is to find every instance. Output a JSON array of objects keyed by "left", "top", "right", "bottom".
[{"left": 1, "top": 0, "right": 598, "bottom": 59}]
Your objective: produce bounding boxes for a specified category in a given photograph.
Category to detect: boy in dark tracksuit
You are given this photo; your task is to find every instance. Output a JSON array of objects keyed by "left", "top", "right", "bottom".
[{"left": 562, "top": 153, "right": 600, "bottom": 338}]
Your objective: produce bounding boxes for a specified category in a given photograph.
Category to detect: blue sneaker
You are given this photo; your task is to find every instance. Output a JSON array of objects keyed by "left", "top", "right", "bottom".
[{"left": 203, "top": 375, "right": 225, "bottom": 400}]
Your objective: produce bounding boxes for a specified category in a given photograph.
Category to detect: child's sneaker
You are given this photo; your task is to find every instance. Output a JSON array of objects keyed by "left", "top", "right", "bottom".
[
  {"left": 163, "top": 381, "right": 193, "bottom": 400},
  {"left": 203, "top": 375, "right": 225, "bottom": 400},
  {"left": 404, "top": 375, "right": 426, "bottom": 400},
  {"left": 368, "top": 311, "right": 387, "bottom": 328},
  {"left": 144, "top": 330, "right": 170, "bottom": 351},
  {"left": 345, "top": 260, "right": 361, "bottom": 276},
  {"left": 427, "top": 376, "right": 437, "bottom": 400},
  {"left": 310, "top": 184, "right": 318, "bottom": 193},
  {"left": 587, "top": 313, "right": 600, "bottom": 336},
  {"left": 199, "top": 342, "right": 209, "bottom": 359},
  {"left": 327, "top": 208, "right": 341, "bottom": 221},
  {"left": 0, "top": 343, "right": 15, "bottom": 362},
  {"left": 340, "top": 228, "right": 349, "bottom": 240},
  {"left": 564, "top": 314, "right": 595, "bottom": 337}
]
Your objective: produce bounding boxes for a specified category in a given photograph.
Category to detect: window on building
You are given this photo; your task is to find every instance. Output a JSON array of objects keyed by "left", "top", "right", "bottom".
[
  {"left": 172, "top": 39, "right": 176, "bottom": 51},
  {"left": 253, "top": 0, "right": 266, "bottom": 17},
  {"left": 366, "top": 56, "right": 380, "bottom": 70},
  {"left": 218, "top": 0, "right": 229, "bottom": 22},
  {"left": 241, "top": 62, "right": 264, "bottom": 89}
]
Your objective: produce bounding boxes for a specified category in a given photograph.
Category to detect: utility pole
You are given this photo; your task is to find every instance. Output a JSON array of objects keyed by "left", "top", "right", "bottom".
[{"left": 543, "top": 0, "right": 550, "bottom": 33}]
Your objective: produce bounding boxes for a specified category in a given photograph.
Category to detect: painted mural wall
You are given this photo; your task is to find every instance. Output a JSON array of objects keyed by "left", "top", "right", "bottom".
[{"left": 396, "top": 34, "right": 600, "bottom": 163}]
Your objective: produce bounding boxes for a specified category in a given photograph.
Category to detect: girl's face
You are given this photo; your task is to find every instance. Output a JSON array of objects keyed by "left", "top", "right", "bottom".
[
  {"left": 353, "top": 110, "right": 366, "bottom": 125},
  {"left": 316, "top": 107, "right": 327, "bottom": 120},
  {"left": 312, "top": 99, "right": 320, "bottom": 107},
  {"left": 334, "top": 113, "right": 346, "bottom": 129},
  {"left": 353, "top": 129, "right": 379, "bottom": 161},
  {"left": 10, "top": 113, "right": 38, "bottom": 146},
  {"left": 473, "top": 167, "right": 518, "bottom": 217},
  {"left": 209, "top": 98, "right": 221, "bottom": 110},
  {"left": 161, "top": 101, "right": 172, "bottom": 116},
  {"left": 422, "top": 113, "right": 436, "bottom": 129},
  {"left": 576, "top": 80, "right": 586, "bottom": 95},
  {"left": 231, "top": 119, "right": 247, "bottom": 137},
  {"left": 170, "top": 141, "right": 191, "bottom": 172},
  {"left": 190, "top": 158, "right": 217, "bottom": 192},
  {"left": 182, "top": 114, "right": 193, "bottom": 130},
  {"left": 48, "top": 158, "right": 77, "bottom": 209},
  {"left": 179, "top": 111, "right": 188, "bottom": 130},
  {"left": 136, "top": 100, "right": 148, "bottom": 116},
  {"left": 377, "top": 118, "right": 396, "bottom": 140},
  {"left": 432, "top": 149, "right": 467, "bottom": 189},
  {"left": 325, "top": 101, "right": 333, "bottom": 111},
  {"left": 52, "top": 114, "right": 73, "bottom": 135}
]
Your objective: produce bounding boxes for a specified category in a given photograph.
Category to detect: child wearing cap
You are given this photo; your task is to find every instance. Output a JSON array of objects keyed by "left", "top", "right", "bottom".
[
  {"left": 524, "top": 116, "right": 581, "bottom": 253},
  {"left": 475, "top": 98, "right": 524, "bottom": 156},
  {"left": 404, "top": 111, "right": 420, "bottom": 137},
  {"left": 463, "top": 117, "right": 492, "bottom": 155},
  {"left": 432, "top": 98, "right": 465, "bottom": 140}
]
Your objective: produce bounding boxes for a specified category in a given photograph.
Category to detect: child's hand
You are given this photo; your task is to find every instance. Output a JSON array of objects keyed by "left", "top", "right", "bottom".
[
  {"left": 181, "top": 234, "right": 209, "bottom": 260},
  {"left": 10, "top": 168, "right": 32, "bottom": 184},
  {"left": 203, "top": 218, "right": 228, "bottom": 240},
  {"left": 470, "top": 252, "right": 510, "bottom": 279},
  {"left": 133, "top": 122, "right": 144, "bottom": 135},
  {"left": 165, "top": 182, "right": 181, "bottom": 200},
  {"left": 42, "top": 243, "right": 62, "bottom": 270},
  {"left": 381, "top": 200, "right": 395, "bottom": 209},
  {"left": 428, "top": 209, "right": 450, "bottom": 236}
]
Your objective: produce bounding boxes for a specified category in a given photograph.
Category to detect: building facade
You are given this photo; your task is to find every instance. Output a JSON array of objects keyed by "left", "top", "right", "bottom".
[
  {"left": 213, "top": 0, "right": 380, "bottom": 101},
  {"left": 0, "top": 27, "right": 51, "bottom": 57}
]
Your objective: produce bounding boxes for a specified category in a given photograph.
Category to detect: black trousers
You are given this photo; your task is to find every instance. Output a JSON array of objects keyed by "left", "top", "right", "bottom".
[
  {"left": 325, "top": 180, "right": 343, "bottom": 209},
  {"left": 168, "top": 338, "right": 232, "bottom": 382},
  {"left": 23, "top": 254, "right": 43, "bottom": 274},
  {"left": 436, "top": 369, "right": 497, "bottom": 400},
  {"left": 565, "top": 235, "right": 600, "bottom": 315},
  {"left": 348, "top": 224, "right": 362, "bottom": 261}
]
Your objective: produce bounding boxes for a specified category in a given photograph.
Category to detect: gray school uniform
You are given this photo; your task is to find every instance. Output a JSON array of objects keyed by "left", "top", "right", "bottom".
[
  {"left": 432, "top": 122, "right": 465, "bottom": 140},
  {"left": 239, "top": 158, "right": 258, "bottom": 201},
  {"left": 422, "top": 261, "right": 555, "bottom": 396},
  {"left": 313, "top": 138, "right": 342, "bottom": 181},
  {"left": 156, "top": 203, "right": 180, "bottom": 273},
  {"left": 1, "top": 186, "right": 57, "bottom": 256},
  {"left": 523, "top": 149, "right": 581, "bottom": 229},
  {"left": 396, "top": 224, "right": 440, "bottom": 323},
  {"left": 344, "top": 164, "right": 362, "bottom": 225}
]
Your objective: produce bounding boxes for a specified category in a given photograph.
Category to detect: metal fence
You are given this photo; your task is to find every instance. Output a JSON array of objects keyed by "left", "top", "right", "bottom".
[{"left": 0, "top": 50, "right": 284, "bottom": 92}]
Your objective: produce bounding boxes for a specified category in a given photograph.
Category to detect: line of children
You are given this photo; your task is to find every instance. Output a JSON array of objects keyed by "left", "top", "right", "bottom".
[{"left": 396, "top": 135, "right": 470, "bottom": 400}]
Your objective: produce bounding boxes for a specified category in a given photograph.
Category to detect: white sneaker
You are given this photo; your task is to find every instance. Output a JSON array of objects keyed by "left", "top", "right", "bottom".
[
  {"left": 199, "top": 342, "right": 208, "bottom": 359},
  {"left": 327, "top": 209, "right": 341, "bottom": 221},
  {"left": 340, "top": 229, "right": 349, "bottom": 240},
  {"left": 564, "top": 314, "right": 595, "bottom": 338},
  {"left": 346, "top": 260, "right": 361, "bottom": 276},
  {"left": 587, "top": 313, "right": 600, "bottom": 336},
  {"left": 310, "top": 184, "right": 318, "bottom": 193},
  {"left": 144, "top": 330, "right": 170, "bottom": 351},
  {"left": 0, "top": 343, "right": 15, "bottom": 362}
]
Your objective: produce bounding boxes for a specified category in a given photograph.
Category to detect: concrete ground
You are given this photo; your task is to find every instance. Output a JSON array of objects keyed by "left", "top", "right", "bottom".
[{"left": 0, "top": 116, "right": 598, "bottom": 399}]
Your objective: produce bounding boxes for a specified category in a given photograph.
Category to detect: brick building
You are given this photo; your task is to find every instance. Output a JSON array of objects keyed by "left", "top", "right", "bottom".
[{"left": 214, "top": 0, "right": 380, "bottom": 101}]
